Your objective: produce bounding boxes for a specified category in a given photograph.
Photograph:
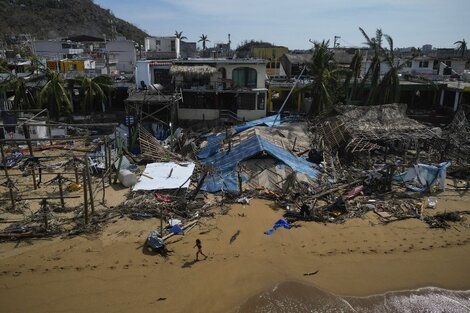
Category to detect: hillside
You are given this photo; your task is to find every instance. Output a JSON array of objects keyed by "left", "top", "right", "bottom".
[{"left": 0, "top": 0, "right": 148, "bottom": 43}]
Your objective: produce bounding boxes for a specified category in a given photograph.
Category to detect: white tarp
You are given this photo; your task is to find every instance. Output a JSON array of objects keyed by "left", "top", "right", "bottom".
[{"left": 132, "top": 162, "right": 195, "bottom": 191}]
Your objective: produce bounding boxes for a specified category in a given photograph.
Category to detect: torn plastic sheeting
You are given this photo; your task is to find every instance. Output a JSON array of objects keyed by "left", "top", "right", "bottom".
[
  {"left": 393, "top": 162, "right": 450, "bottom": 192},
  {"left": 200, "top": 135, "right": 319, "bottom": 192},
  {"left": 198, "top": 115, "right": 284, "bottom": 160},
  {"left": 133, "top": 162, "right": 195, "bottom": 191},
  {"left": 264, "top": 218, "right": 291, "bottom": 235},
  {"left": 198, "top": 133, "right": 226, "bottom": 159},
  {"left": 232, "top": 114, "right": 281, "bottom": 134}
]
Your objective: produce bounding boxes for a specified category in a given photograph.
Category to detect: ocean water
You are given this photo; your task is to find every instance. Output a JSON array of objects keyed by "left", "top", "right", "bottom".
[{"left": 236, "top": 281, "right": 470, "bottom": 313}]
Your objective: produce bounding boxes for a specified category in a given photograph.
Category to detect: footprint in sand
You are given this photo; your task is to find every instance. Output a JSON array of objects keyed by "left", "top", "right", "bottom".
[
  {"left": 12, "top": 271, "right": 22, "bottom": 277},
  {"left": 75, "top": 267, "right": 83, "bottom": 271},
  {"left": 109, "top": 266, "right": 116, "bottom": 270},
  {"left": 123, "top": 264, "right": 129, "bottom": 269}
]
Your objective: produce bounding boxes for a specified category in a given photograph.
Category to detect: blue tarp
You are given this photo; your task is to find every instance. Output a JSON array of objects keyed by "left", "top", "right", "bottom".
[
  {"left": 393, "top": 162, "right": 450, "bottom": 192},
  {"left": 198, "top": 133, "right": 226, "bottom": 159},
  {"left": 264, "top": 218, "right": 291, "bottom": 235},
  {"left": 201, "top": 134, "right": 319, "bottom": 192},
  {"left": 232, "top": 114, "right": 281, "bottom": 134},
  {"left": 169, "top": 224, "right": 184, "bottom": 235},
  {"left": 198, "top": 115, "right": 282, "bottom": 160}
]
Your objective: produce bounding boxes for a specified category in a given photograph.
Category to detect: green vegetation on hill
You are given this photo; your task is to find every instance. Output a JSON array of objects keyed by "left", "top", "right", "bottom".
[{"left": 0, "top": 0, "right": 148, "bottom": 44}]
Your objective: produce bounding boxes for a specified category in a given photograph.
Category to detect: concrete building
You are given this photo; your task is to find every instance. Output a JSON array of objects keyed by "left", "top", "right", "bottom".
[
  {"left": 106, "top": 39, "right": 137, "bottom": 74},
  {"left": 134, "top": 58, "right": 268, "bottom": 122},
  {"left": 252, "top": 46, "right": 288, "bottom": 77},
  {"left": 144, "top": 36, "right": 196, "bottom": 59}
]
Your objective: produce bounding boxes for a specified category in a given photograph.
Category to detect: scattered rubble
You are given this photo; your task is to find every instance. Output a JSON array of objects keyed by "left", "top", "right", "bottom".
[{"left": 1, "top": 104, "right": 470, "bottom": 242}]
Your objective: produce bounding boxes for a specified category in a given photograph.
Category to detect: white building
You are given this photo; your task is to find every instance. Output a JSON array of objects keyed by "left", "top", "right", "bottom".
[
  {"left": 106, "top": 39, "right": 137, "bottom": 73},
  {"left": 134, "top": 58, "right": 268, "bottom": 121}
]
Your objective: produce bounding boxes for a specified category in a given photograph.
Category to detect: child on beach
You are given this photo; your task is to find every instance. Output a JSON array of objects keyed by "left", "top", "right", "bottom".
[{"left": 194, "top": 239, "right": 207, "bottom": 260}]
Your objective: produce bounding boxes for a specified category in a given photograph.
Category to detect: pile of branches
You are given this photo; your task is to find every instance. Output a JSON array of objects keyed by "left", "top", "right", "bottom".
[
  {"left": 116, "top": 193, "right": 189, "bottom": 220},
  {"left": 424, "top": 211, "right": 470, "bottom": 229}
]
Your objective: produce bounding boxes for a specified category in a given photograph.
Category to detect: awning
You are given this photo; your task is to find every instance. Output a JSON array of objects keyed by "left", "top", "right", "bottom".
[{"left": 169, "top": 65, "right": 217, "bottom": 78}]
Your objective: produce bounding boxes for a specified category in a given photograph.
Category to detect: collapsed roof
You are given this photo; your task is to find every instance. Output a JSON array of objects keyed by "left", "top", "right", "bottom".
[{"left": 197, "top": 116, "right": 318, "bottom": 193}]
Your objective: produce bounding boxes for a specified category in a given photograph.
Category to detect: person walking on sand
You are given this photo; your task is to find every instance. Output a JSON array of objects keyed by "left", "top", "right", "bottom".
[{"left": 194, "top": 239, "right": 207, "bottom": 260}]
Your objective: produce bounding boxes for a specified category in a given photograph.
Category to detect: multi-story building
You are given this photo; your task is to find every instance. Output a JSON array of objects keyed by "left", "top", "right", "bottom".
[
  {"left": 144, "top": 36, "right": 196, "bottom": 59},
  {"left": 134, "top": 58, "right": 268, "bottom": 122}
]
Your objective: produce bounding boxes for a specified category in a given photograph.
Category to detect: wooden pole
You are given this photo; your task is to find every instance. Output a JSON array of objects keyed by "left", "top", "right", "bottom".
[
  {"left": 104, "top": 137, "right": 109, "bottom": 176},
  {"left": 23, "top": 124, "right": 37, "bottom": 190},
  {"left": 74, "top": 166, "right": 79, "bottom": 183},
  {"left": 0, "top": 144, "right": 16, "bottom": 210},
  {"left": 45, "top": 109, "right": 53, "bottom": 145},
  {"left": 41, "top": 199, "right": 48, "bottom": 231},
  {"left": 107, "top": 144, "right": 112, "bottom": 185},
  {"left": 113, "top": 135, "right": 123, "bottom": 184},
  {"left": 82, "top": 169, "right": 88, "bottom": 224},
  {"left": 84, "top": 154, "right": 95, "bottom": 215},
  {"left": 101, "top": 171, "right": 106, "bottom": 205},
  {"left": 160, "top": 207, "right": 163, "bottom": 235},
  {"left": 57, "top": 174, "right": 65, "bottom": 208}
]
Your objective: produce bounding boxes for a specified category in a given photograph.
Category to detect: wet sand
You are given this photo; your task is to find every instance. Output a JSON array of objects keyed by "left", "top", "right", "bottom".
[{"left": 0, "top": 193, "right": 470, "bottom": 313}]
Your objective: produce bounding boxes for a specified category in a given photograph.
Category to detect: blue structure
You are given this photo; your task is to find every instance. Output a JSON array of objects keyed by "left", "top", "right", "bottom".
[
  {"left": 198, "top": 114, "right": 282, "bottom": 160},
  {"left": 201, "top": 134, "right": 319, "bottom": 192}
]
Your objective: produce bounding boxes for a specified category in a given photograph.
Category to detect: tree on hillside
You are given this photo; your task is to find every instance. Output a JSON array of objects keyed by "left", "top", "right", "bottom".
[
  {"left": 198, "top": 34, "right": 210, "bottom": 50},
  {"left": 454, "top": 39, "right": 467, "bottom": 58},
  {"left": 174, "top": 31, "right": 187, "bottom": 40}
]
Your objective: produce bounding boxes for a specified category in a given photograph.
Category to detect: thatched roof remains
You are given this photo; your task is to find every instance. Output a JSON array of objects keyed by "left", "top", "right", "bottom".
[
  {"left": 169, "top": 65, "right": 217, "bottom": 78},
  {"left": 335, "top": 103, "right": 431, "bottom": 138}
]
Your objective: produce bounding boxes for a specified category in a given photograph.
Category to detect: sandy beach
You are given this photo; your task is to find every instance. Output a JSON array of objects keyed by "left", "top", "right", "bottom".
[{"left": 0, "top": 189, "right": 469, "bottom": 313}]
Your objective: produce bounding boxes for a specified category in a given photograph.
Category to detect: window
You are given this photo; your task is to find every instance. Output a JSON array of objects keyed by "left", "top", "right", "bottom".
[
  {"left": 232, "top": 67, "right": 257, "bottom": 88},
  {"left": 155, "top": 40, "right": 161, "bottom": 45},
  {"left": 237, "top": 93, "right": 256, "bottom": 110},
  {"left": 419, "top": 61, "right": 429, "bottom": 68},
  {"left": 154, "top": 69, "right": 171, "bottom": 87},
  {"left": 179, "top": 92, "right": 216, "bottom": 109},
  {"left": 257, "top": 93, "right": 265, "bottom": 110},
  {"left": 171, "top": 40, "right": 176, "bottom": 52}
]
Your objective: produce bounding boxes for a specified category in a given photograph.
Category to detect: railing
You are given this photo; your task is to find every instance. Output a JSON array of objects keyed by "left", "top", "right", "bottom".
[{"left": 219, "top": 110, "right": 243, "bottom": 122}]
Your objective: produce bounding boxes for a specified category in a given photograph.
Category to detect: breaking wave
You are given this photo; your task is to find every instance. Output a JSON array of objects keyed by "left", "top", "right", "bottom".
[{"left": 235, "top": 281, "right": 470, "bottom": 313}]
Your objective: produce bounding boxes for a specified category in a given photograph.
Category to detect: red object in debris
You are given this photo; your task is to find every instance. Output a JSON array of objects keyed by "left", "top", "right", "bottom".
[
  {"left": 343, "top": 185, "right": 364, "bottom": 200},
  {"left": 155, "top": 193, "right": 172, "bottom": 203}
]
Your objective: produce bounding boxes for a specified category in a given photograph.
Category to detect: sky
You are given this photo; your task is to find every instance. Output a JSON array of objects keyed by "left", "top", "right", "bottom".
[{"left": 95, "top": 0, "right": 470, "bottom": 50}]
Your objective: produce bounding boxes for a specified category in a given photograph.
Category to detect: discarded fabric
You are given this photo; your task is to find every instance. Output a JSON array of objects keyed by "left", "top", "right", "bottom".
[
  {"left": 394, "top": 162, "right": 450, "bottom": 192},
  {"left": 147, "top": 230, "right": 164, "bottom": 249},
  {"left": 264, "top": 218, "right": 291, "bottom": 235}
]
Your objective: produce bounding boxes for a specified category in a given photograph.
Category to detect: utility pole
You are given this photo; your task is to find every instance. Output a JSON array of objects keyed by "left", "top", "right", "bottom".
[{"left": 334, "top": 36, "right": 341, "bottom": 48}]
